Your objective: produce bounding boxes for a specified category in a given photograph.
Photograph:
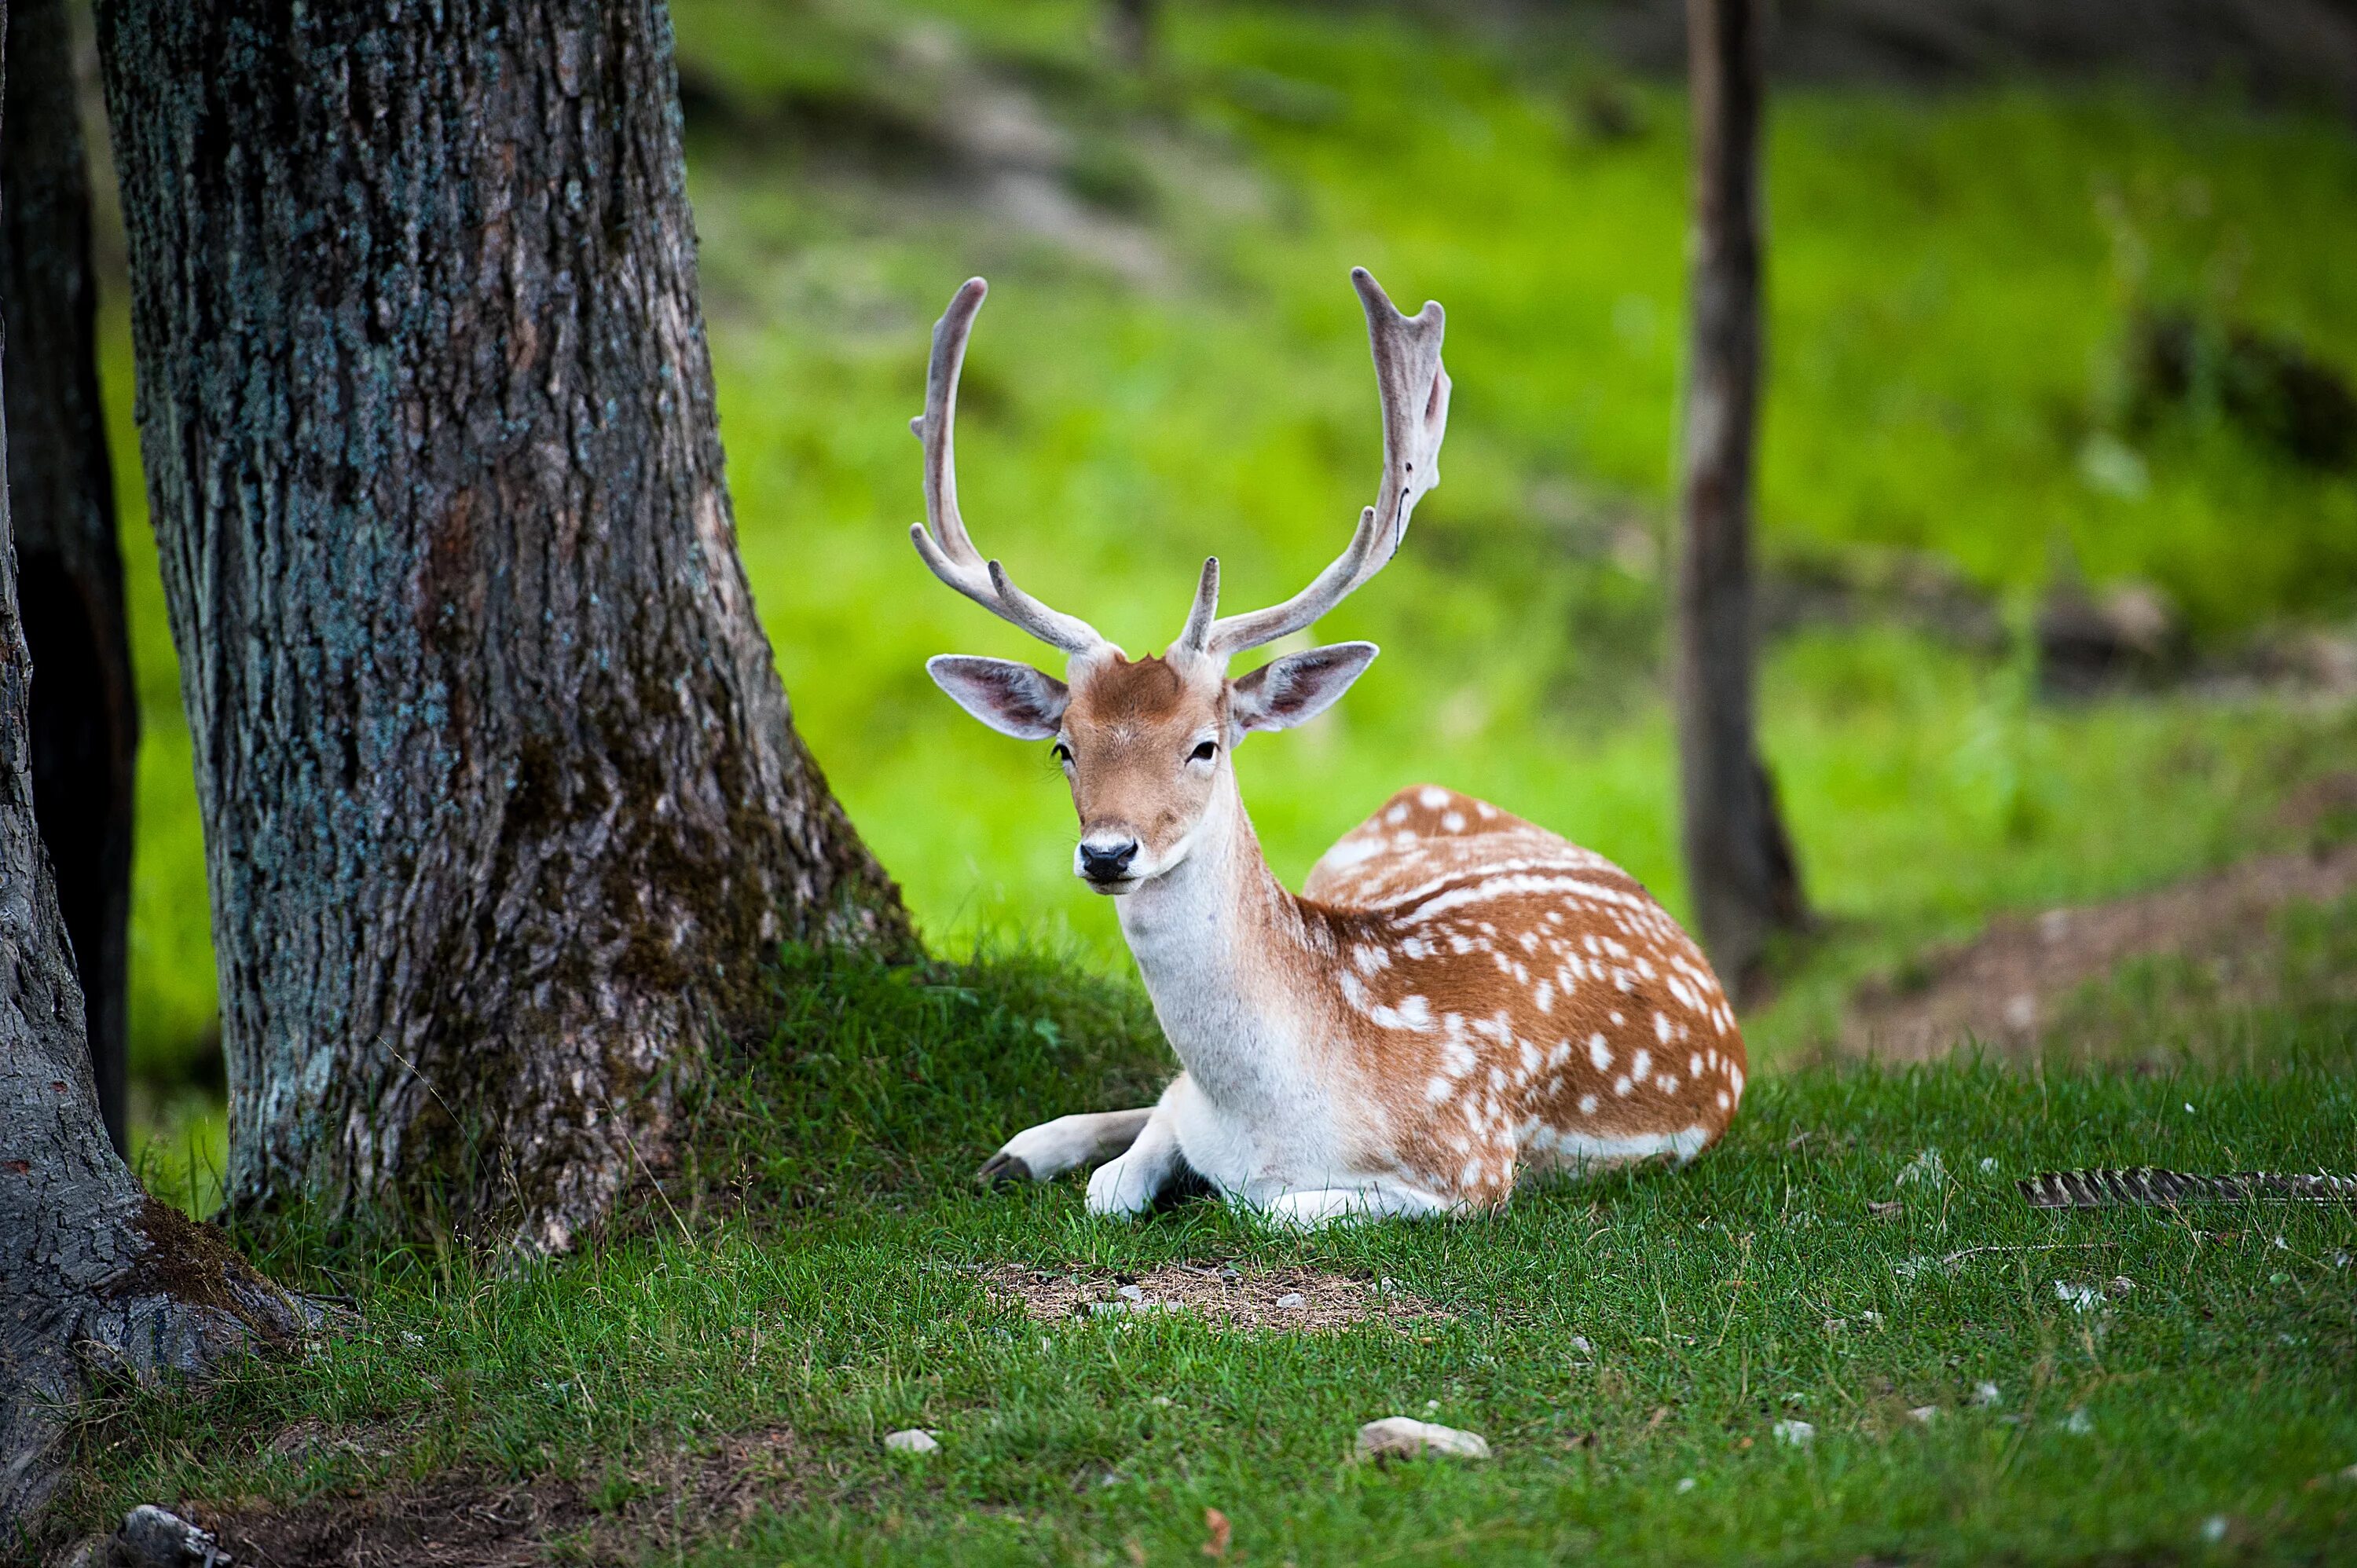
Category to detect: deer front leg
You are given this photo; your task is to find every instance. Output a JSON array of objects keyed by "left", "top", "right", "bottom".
[
  {"left": 1085, "top": 1094, "right": 1189, "bottom": 1218},
  {"left": 977, "top": 1107, "right": 1155, "bottom": 1188}
]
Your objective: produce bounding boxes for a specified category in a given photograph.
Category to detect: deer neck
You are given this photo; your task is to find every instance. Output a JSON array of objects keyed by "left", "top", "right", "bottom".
[{"left": 1113, "top": 770, "right": 1323, "bottom": 1111}]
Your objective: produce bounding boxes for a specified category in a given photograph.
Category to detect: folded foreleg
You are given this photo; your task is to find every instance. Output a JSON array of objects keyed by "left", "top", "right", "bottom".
[{"left": 977, "top": 1107, "right": 1155, "bottom": 1187}]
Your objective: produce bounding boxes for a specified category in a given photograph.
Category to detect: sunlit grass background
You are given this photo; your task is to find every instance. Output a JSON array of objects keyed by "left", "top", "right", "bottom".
[{"left": 108, "top": 0, "right": 2357, "bottom": 1208}]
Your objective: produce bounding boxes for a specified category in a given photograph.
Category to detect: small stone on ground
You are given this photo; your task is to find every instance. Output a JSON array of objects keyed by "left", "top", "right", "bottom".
[
  {"left": 1357, "top": 1416, "right": 1491, "bottom": 1461},
  {"left": 882, "top": 1428, "right": 940, "bottom": 1454},
  {"left": 115, "top": 1506, "right": 222, "bottom": 1568}
]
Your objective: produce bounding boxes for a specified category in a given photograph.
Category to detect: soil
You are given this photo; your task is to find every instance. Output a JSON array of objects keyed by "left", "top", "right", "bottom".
[
  {"left": 977, "top": 1262, "right": 1445, "bottom": 1332},
  {"left": 181, "top": 1427, "right": 815, "bottom": 1568},
  {"left": 1845, "top": 822, "right": 2357, "bottom": 1062}
]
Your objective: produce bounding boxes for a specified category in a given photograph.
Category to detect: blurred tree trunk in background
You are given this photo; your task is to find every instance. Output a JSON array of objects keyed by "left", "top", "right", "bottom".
[
  {"left": 1673, "top": 0, "right": 1807, "bottom": 998},
  {"left": 2, "top": 0, "right": 134, "bottom": 1158},
  {"left": 95, "top": 0, "right": 917, "bottom": 1253},
  {"left": 0, "top": 10, "right": 307, "bottom": 1528},
  {"left": 1105, "top": 0, "right": 1160, "bottom": 69}
]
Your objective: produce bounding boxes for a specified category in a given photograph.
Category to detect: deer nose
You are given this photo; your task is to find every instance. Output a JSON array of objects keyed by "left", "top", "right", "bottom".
[{"left": 1077, "top": 837, "right": 1139, "bottom": 883}]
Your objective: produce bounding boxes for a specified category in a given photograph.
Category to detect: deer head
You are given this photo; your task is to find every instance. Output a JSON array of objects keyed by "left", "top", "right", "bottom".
[{"left": 915, "top": 270, "right": 1451, "bottom": 894}]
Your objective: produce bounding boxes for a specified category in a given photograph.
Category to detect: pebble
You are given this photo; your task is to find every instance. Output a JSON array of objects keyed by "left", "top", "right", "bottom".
[
  {"left": 1274, "top": 1292, "right": 1307, "bottom": 1310},
  {"left": 114, "top": 1507, "right": 222, "bottom": 1568},
  {"left": 1772, "top": 1420, "right": 1815, "bottom": 1447},
  {"left": 1908, "top": 1405, "right": 1941, "bottom": 1425},
  {"left": 1118, "top": 1284, "right": 1146, "bottom": 1302},
  {"left": 1971, "top": 1381, "right": 2002, "bottom": 1408},
  {"left": 1356, "top": 1416, "right": 1491, "bottom": 1461},
  {"left": 1675, "top": 1477, "right": 1697, "bottom": 1493},
  {"left": 882, "top": 1428, "right": 940, "bottom": 1454}
]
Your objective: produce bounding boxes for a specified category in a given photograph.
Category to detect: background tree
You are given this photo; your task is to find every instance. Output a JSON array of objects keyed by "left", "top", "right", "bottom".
[
  {"left": 95, "top": 0, "right": 917, "bottom": 1252},
  {"left": 0, "top": 9, "right": 307, "bottom": 1530},
  {"left": 1103, "top": 0, "right": 1160, "bottom": 70},
  {"left": 2, "top": 0, "right": 134, "bottom": 1156},
  {"left": 1673, "top": 0, "right": 1807, "bottom": 996}
]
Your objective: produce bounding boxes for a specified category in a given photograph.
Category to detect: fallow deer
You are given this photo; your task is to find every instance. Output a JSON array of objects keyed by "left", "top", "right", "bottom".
[{"left": 913, "top": 269, "right": 1745, "bottom": 1225}]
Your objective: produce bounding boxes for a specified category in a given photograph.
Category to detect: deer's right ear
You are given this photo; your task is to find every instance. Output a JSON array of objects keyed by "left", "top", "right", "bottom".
[{"left": 927, "top": 655, "right": 1070, "bottom": 739}]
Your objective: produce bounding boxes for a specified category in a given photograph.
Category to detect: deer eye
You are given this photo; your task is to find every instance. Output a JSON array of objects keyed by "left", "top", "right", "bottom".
[
  {"left": 1051, "top": 740, "right": 1074, "bottom": 766},
  {"left": 1189, "top": 740, "right": 1218, "bottom": 763}
]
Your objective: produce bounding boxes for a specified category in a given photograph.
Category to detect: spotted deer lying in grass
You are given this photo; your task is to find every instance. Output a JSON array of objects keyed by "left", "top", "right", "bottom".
[{"left": 914, "top": 269, "right": 1746, "bottom": 1225}]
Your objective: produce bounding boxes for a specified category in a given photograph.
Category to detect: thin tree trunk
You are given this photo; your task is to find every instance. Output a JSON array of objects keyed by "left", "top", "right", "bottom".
[
  {"left": 1673, "top": 0, "right": 1806, "bottom": 998},
  {"left": 95, "top": 0, "right": 917, "bottom": 1253},
  {"left": 2, "top": 0, "right": 133, "bottom": 1159},
  {"left": 1104, "top": 0, "right": 1160, "bottom": 69},
  {"left": 0, "top": 11, "right": 307, "bottom": 1531}
]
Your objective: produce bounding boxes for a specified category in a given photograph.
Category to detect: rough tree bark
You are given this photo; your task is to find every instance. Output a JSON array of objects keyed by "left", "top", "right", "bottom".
[
  {"left": 2, "top": 0, "right": 135, "bottom": 1159},
  {"left": 95, "top": 0, "right": 916, "bottom": 1252},
  {"left": 1, "top": 10, "right": 307, "bottom": 1529},
  {"left": 1673, "top": 0, "right": 1807, "bottom": 998}
]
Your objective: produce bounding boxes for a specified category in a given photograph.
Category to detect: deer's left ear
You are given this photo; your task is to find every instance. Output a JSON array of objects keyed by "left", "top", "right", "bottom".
[{"left": 1230, "top": 642, "right": 1378, "bottom": 737}]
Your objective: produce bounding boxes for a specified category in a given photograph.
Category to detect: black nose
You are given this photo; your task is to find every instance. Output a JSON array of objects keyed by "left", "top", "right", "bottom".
[{"left": 1079, "top": 839, "right": 1139, "bottom": 882}]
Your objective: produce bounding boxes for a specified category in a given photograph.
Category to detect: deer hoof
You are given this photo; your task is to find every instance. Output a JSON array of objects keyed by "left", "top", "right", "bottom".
[{"left": 976, "top": 1151, "right": 1036, "bottom": 1188}]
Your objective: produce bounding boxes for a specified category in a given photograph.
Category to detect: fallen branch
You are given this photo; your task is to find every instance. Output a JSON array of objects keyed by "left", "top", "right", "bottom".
[{"left": 2020, "top": 1170, "right": 2357, "bottom": 1209}]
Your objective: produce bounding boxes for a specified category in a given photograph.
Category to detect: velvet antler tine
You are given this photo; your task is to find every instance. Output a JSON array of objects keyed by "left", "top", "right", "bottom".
[
  {"left": 918, "top": 278, "right": 988, "bottom": 558},
  {"left": 1206, "top": 269, "right": 1450, "bottom": 660},
  {"left": 908, "top": 278, "right": 1108, "bottom": 657},
  {"left": 1175, "top": 557, "right": 1221, "bottom": 654}
]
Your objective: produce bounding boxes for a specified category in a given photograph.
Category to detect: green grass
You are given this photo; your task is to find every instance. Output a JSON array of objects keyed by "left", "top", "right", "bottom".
[{"left": 56, "top": 946, "right": 2357, "bottom": 1563}]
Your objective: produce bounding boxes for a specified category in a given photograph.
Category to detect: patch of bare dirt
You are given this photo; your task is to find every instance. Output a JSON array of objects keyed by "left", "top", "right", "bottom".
[
  {"left": 978, "top": 1262, "right": 1443, "bottom": 1332},
  {"left": 185, "top": 1427, "right": 816, "bottom": 1568},
  {"left": 1845, "top": 835, "right": 2357, "bottom": 1061},
  {"left": 261, "top": 1415, "right": 410, "bottom": 1464},
  {"left": 188, "top": 1476, "right": 592, "bottom": 1568}
]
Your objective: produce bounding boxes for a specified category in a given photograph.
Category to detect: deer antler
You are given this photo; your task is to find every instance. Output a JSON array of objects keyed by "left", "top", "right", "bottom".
[
  {"left": 909, "top": 278, "right": 1109, "bottom": 656},
  {"left": 1189, "top": 267, "right": 1450, "bottom": 661}
]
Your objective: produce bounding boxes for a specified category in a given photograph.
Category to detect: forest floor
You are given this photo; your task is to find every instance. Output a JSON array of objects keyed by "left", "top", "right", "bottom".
[
  {"left": 1838, "top": 771, "right": 2357, "bottom": 1063},
  {"left": 47, "top": 940, "right": 2357, "bottom": 1566}
]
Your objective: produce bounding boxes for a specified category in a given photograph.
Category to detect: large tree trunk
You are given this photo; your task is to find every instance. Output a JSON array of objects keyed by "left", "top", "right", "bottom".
[
  {"left": 0, "top": 14, "right": 307, "bottom": 1531},
  {"left": 95, "top": 0, "right": 917, "bottom": 1252},
  {"left": 2, "top": 0, "right": 134, "bottom": 1158},
  {"left": 1673, "top": 0, "right": 1806, "bottom": 999}
]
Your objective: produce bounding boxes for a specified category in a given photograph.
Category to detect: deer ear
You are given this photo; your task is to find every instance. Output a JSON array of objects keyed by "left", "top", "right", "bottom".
[
  {"left": 928, "top": 655, "right": 1069, "bottom": 739},
  {"left": 1230, "top": 642, "right": 1377, "bottom": 736}
]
